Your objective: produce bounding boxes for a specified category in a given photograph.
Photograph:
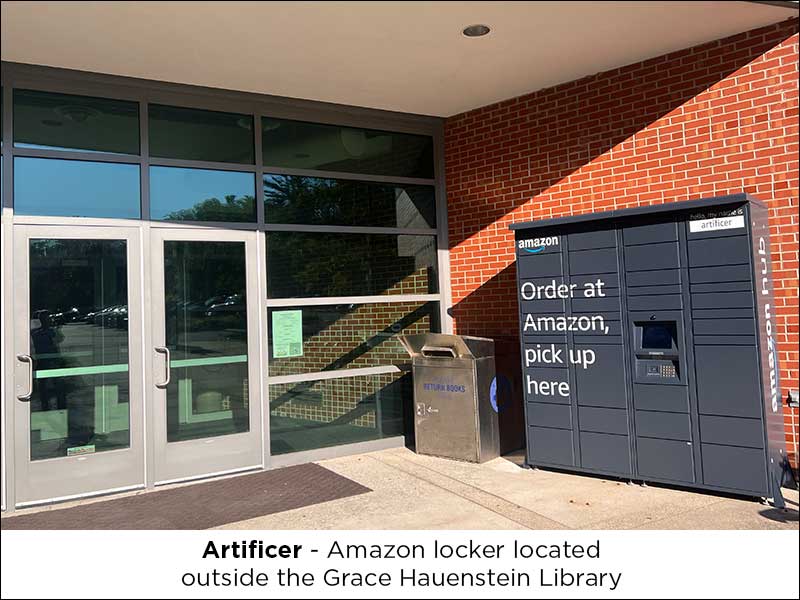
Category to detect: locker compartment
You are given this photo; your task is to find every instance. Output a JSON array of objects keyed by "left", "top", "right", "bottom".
[
  {"left": 569, "top": 228, "right": 617, "bottom": 250},
  {"left": 528, "top": 426, "right": 574, "bottom": 467},
  {"left": 624, "top": 221, "right": 678, "bottom": 246},
  {"left": 570, "top": 335, "right": 623, "bottom": 345},
  {"left": 691, "top": 318, "right": 757, "bottom": 338},
  {"left": 522, "top": 332, "right": 568, "bottom": 344},
  {"left": 624, "top": 242, "right": 680, "bottom": 271},
  {"left": 690, "top": 281, "right": 752, "bottom": 293},
  {"left": 627, "top": 294, "right": 682, "bottom": 311},
  {"left": 635, "top": 410, "right": 691, "bottom": 441},
  {"left": 571, "top": 272, "right": 620, "bottom": 288},
  {"left": 688, "top": 235, "right": 750, "bottom": 268},
  {"left": 627, "top": 284, "right": 682, "bottom": 296},
  {"left": 527, "top": 402, "right": 572, "bottom": 429},
  {"left": 524, "top": 367, "right": 571, "bottom": 404},
  {"left": 633, "top": 383, "right": 689, "bottom": 413},
  {"left": 692, "top": 335, "right": 756, "bottom": 346},
  {"left": 579, "top": 432, "right": 631, "bottom": 475},
  {"left": 519, "top": 297, "right": 566, "bottom": 314},
  {"left": 692, "top": 308, "right": 754, "bottom": 320},
  {"left": 626, "top": 269, "right": 680, "bottom": 287},
  {"left": 637, "top": 437, "right": 695, "bottom": 483},
  {"left": 701, "top": 444, "right": 767, "bottom": 494},
  {"left": 695, "top": 346, "right": 761, "bottom": 418},
  {"left": 689, "top": 263, "right": 752, "bottom": 284},
  {"left": 699, "top": 415, "right": 764, "bottom": 449},
  {"left": 569, "top": 247, "right": 618, "bottom": 275},
  {"left": 571, "top": 296, "right": 621, "bottom": 313},
  {"left": 691, "top": 291, "right": 753, "bottom": 309},
  {"left": 578, "top": 407, "right": 629, "bottom": 435},
  {"left": 574, "top": 345, "right": 627, "bottom": 409},
  {"left": 517, "top": 253, "right": 563, "bottom": 278}
]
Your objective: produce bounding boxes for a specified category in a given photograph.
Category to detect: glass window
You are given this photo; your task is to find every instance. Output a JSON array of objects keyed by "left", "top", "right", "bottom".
[
  {"left": 266, "top": 232, "right": 438, "bottom": 298},
  {"left": 149, "top": 104, "right": 254, "bottom": 164},
  {"left": 13, "top": 89, "right": 139, "bottom": 154},
  {"left": 261, "top": 117, "right": 434, "bottom": 178},
  {"left": 269, "top": 372, "right": 410, "bottom": 455},
  {"left": 268, "top": 301, "right": 439, "bottom": 376},
  {"left": 14, "top": 157, "right": 140, "bottom": 218},
  {"left": 264, "top": 174, "right": 436, "bottom": 228},
  {"left": 150, "top": 166, "right": 256, "bottom": 222},
  {"left": 28, "top": 239, "right": 130, "bottom": 460},
  {"left": 164, "top": 241, "right": 250, "bottom": 442}
]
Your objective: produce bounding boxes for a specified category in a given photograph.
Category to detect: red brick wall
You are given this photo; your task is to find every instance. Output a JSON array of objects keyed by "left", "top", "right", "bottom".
[{"left": 445, "top": 19, "right": 799, "bottom": 464}]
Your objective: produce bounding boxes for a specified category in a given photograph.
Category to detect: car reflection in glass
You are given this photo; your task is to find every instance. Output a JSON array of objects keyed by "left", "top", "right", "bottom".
[{"left": 205, "top": 293, "right": 245, "bottom": 317}]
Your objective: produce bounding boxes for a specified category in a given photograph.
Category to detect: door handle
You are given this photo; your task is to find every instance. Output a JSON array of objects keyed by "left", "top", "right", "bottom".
[
  {"left": 154, "top": 346, "right": 171, "bottom": 387},
  {"left": 16, "top": 354, "right": 33, "bottom": 400}
]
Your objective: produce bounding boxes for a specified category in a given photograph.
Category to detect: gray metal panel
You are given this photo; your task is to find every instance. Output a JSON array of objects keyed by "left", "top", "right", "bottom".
[
  {"left": 571, "top": 272, "right": 620, "bottom": 288},
  {"left": 701, "top": 444, "right": 767, "bottom": 494},
  {"left": 627, "top": 284, "right": 682, "bottom": 296},
  {"left": 689, "top": 264, "right": 752, "bottom": 283},
  {"left": 695, "top": 345, "right": 761, "bottom": 418},
  {"left": 692, "top": 308, "right": 754, "bottom": 319},
  {"left": 520, "top": 297, "right": 566, "bottom": 314},
  {"left": 626, "top": 269, "right": 681, "bottom": 286},
  {"left": 636, "top": 437, "right": 695, "bottom": 483},
  {"left": 569, "top": 228, "right": 617, "bottom": 250},
  {"left": 633, "top": 383, "right": 689, "bottom": 412},
  {"left": 578, "top": 407, "right": 628, "bottom": 435},
  {"left": 627, "top": 294, "right": 683, "bottom": 311},
  {"left": 568, "top": 248, "right": 618, "bottom": 275},
  {"left": 528, "top": 426, "right": 574, "bottom": 466},
  {"left": 690, "top": 281, "right": 752, "bottom": 293},
  {"left": 690, "top": 291, "right": 753, "bottom": 309},
  {"left": 623, "top": 221, "right": 678, "bottom": 246},
  {"left": 573, "top": 320, "right": 622, "bottom": 337},
  {"left": 699, "top": 415, "right": 764, "bottom": 449},
  {"left": 571, "top": 296, "right": 621, "bottom": 312},
  {"left": 692, "top": 335, "right": 756, "bottom": 346},
  {"left": 635, "top": 410, "right": 691, "bottom": 441},
  {"left": 528, "top": 402, "right": 572, "bottom": 429},
  {"left": 517, "top": 253, "right": 563, "bottom": 278},
  {"left": 688, "top": 235, "right": 751, "bottom": 268},
  {"left": 574, "top": 345, "right": 627, "bottom": 408},
  {"left": 579, "top": 432, "right": 631, "bottom": 475},
  {"left": 624, "top": 242, "right": 680, "bottom": 271},
  {"left": 694, "top": 318, "right": 756, "bottom": 340}
]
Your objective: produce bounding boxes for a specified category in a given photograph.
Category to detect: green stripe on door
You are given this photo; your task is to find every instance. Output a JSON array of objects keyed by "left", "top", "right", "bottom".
[
  {"left": 170, "top": 355, "right": 248, "bottom": 368},
  {"left": 35, "top": 364, "right": 129, "bottom": 379}
]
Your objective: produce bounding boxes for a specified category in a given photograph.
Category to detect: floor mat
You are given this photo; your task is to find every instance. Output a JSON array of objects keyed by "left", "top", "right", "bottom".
[{"left": 1, "top": 463, "right": 370, "bottom": 530}]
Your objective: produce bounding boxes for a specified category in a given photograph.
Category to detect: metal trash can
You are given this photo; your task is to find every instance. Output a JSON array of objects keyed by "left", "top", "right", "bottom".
[{"left": 399, "top": 333, "right": 499, "bottom": 463}]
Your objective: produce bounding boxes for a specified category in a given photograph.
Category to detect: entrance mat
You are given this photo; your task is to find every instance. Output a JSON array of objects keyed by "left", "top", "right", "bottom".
[{"left": 1, "top": 463, "right": 371, "bottom": 530}]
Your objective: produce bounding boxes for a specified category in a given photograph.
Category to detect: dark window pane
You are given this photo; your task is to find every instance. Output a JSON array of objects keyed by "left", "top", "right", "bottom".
[
  {"left": 29, "top": 239, "right": 130, "bottom": 460},
  {"left": 164, "top": 241, "right": 250, "bottom": 442},
  {"left": 14, "top": 157, "right": 140, "bottom": 218},
  {"left": 149, "top": 104, "right": 254, "bottom": 164},
  {"left": 14, "top": 89, "right": 139, "bottom": 154},
  {"left": 264, "top": 174, "right": 436, "bottom": 228},
  {"left": 269, "top": 372, "right": 410, "bottom": 455},
  {"left": 266, "top": 232, "right": 438, "bottom": 298},
  {"left": 262, "top": 117, "right": 434, "bottom": 178},
  {"left": 268, "top": 302, "right": 439, "bottom": 376},
  {"left": 150, "top": 166, "right": 255, "bottom": 222}
]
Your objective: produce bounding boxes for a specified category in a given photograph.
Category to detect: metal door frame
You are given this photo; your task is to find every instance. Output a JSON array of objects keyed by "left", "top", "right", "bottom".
[
  {"left": 149, "top": 227, "right": 263, "bottom": 485},
  {"left": 12, "top": 224, "right": 146, "bottom": 506}
]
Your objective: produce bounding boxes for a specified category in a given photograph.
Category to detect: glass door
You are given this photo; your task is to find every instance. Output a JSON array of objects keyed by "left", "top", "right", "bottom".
[
  {"left": 150, "top": 228, "right": 262, "bottom": 483},
  {"left": 13, "top": 226, "right": 145, "bottom": 505}
]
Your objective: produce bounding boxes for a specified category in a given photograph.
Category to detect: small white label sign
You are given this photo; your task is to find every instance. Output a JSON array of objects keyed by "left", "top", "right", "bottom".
[{"left": 689, "top": 215, "right": 745, "bottom": 233}]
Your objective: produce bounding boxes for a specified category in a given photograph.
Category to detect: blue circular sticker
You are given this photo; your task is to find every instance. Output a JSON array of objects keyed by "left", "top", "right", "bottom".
[{"left": 490, "top": 374, "right": 512, "bottom": 413}]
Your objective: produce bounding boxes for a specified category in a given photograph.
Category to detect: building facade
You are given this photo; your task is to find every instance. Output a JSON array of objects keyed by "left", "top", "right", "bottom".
[{"left": 1, "top": 8, "right": 797, "bottom": 509}]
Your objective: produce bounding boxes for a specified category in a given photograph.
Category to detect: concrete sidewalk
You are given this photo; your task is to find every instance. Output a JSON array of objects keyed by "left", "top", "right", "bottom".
[{"left": 219, "top": 447, "right": 799, "bottom": 530}]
